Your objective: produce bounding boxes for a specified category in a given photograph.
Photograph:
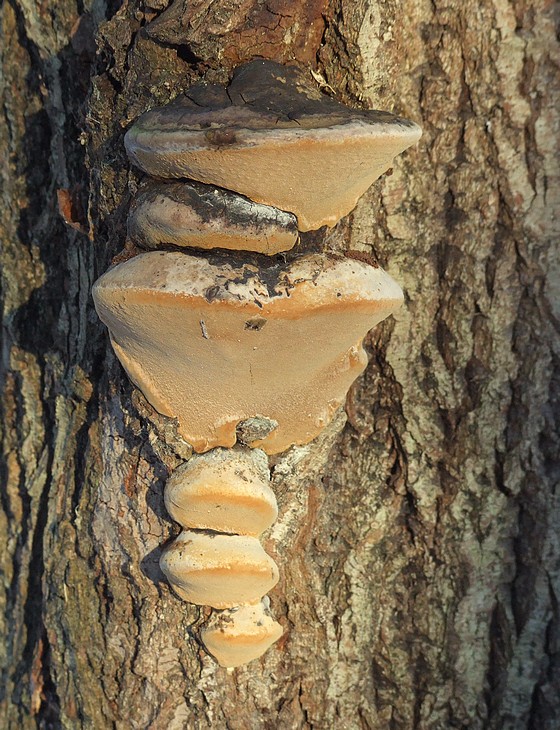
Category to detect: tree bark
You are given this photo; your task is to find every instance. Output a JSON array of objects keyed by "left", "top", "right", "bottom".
[{"left": 1, "top": 1, "right": 558, "bottom": 728}]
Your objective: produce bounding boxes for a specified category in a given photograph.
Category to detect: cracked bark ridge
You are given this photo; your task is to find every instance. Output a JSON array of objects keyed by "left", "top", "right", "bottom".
[
  {"left": 144, "top": 0, "right": 329, "bottom": 68},
  {"left": 125, "top": 59, "right": 421, "bottom": 231}
]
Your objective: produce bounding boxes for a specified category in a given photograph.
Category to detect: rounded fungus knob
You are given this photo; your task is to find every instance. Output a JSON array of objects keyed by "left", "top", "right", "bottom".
[
  {"left": 164, "top": 448, "right": 277, "bottom": 537},
  {"left": 125, "top": 60, "right": 422, "bottom": 231},
  {"left": 201, "top": 602, "right": 283, "bottom": 668},
  {"left": 128, "top": 180, "right": 299, "bottom": 255},
  {"left": 159, "top": 530, "right": 280, "bottom": 609}
]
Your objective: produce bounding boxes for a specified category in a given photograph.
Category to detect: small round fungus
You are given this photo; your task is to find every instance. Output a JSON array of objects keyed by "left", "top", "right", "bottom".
[
  {"left": 125, "top": 60, "right": 421, "bottom": 231},
  {"left": 159, "top": 531, "right": 279, "bottom": 609},
  {"left": 128, "top": 180, "right": 298, "bottom": 255},
  {"left": 201, "top": 602, "right": 283, "bottom": 668},
  {"left": 164, "top": 448, "right": 277, "bottom": 537}
]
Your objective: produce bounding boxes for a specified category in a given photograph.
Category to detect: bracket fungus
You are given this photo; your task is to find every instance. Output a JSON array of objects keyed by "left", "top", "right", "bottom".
[
  {"left": 128, "top": 180, "right": 298, "bottom": 255},
  {"left": 125, "top": 59, "right": 421, "bottom": 231},
  {"left": 159, "top": 447, "right": 282, "bottom": 661},
  {"left": 159, "top": 530, "right": 279, "bottom": 609},
  {"left": 164, "top": 448, "right": 277, "bottom": 537},
  {"left": 201, "top": 602, "right": 284, "bottom": 668},
  {"left": 92, "top": 250, "right": 403, "bottom": 454},
  {"left": 94, "top": 58, "right": 421, "bottom": 668}
]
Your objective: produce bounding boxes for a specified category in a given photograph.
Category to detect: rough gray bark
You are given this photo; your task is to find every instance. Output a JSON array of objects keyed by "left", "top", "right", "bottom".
[{"left": 1, "top": 0, "right": 558, "bottom": 728}]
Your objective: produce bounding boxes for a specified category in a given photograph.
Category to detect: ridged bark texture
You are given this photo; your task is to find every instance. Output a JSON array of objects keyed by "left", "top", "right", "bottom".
[{"left": 0, "top": 0, "right": 558, "bottom": 728}]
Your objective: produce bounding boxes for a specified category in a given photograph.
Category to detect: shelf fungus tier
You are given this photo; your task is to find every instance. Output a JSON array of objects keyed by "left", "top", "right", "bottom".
[
  {"left": 92, "top": 250, "right": 404, "bottom": 454},
  {"left": 128, "top": 180, "right": 299, "bottom": 255},
  {"left": 159, "top": 530, "right": 279, "bottom": 609},
  {"left": 164, "top": 448, "right": 277, "bottom": 537},
  {"left": 125, "top": 59, "right": 422, "bottom": 231},
  {"left": 160, "top": 447, "right": 282, "bottom": 665},
  {"left": 201, "top": 602, "right": 284, "bottom": 668}
]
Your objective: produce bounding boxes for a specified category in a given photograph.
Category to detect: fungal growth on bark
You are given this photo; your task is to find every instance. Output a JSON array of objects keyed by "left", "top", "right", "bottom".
[
  {"left": 201, "top": 601, "right": 284, "bottom": 668},
  {"left": 160, "top": 530, "right": 279, "bottom": 608},
  {"left": 128, "top": 180, "right": 299, "bottom": 255},
  {"left": 125, "top": 60, "right": 421, "bottom": 231},
  {"left": 93, "top": 59, "right": 421, "bottom": 667},
  {"left": 93, "top": 250, "right": 403, "bottom": 454},
  {"left": 156, "top": 446, "right": 283, "bottom": 667},
  {"left": 164, "top": 448, "right": 278, "bottom": 536}
]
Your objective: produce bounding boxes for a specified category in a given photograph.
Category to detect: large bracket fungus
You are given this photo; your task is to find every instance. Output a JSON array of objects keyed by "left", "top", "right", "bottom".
[
  {"left": 125, "top": 60, "right": 421, "bottom": 232},
  {"left": 93, "top": 250, "right": 403, "bottom": 454},
  {"left": 93, "top": 59, "right": 421, "bottom": 668}
]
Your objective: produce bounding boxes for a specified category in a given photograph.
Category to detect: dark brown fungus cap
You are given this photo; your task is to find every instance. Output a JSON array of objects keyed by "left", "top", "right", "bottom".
[
  {"left": 128, "top": 180, "right": 298, "bottom": 255},
  {"left": 125, "top": 60, "right": 422, "bottom": 231}
]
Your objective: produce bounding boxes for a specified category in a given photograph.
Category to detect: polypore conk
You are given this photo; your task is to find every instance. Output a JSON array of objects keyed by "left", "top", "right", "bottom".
[
  {"left": 128, "top": 180, "right": 299, "bottom": 255},
  {"left": 201, "top": 602, "right": 283, "bottom": 668},
  {"left": 164, "top": 448, "right": 277, "bottom": 537},
  {"left": 96, "top": 58, "right": 420, "bottom": 669},
  {"left": 159, "top": 530, "right": 279, "bottom": 609},
  {"left": 125, "top": 59, "right": 421, "bottom": 231},
  {"left": 92, "top": 250, "right": 404, "bottom": 454}
]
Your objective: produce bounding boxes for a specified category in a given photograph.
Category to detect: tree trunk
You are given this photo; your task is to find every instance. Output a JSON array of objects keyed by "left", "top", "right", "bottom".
[{"left": 1, "top": 0, "right": 558, "bottom": 728}]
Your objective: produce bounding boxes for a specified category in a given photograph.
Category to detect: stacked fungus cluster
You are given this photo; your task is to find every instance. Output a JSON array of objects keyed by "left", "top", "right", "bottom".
[{"left": 93, "top": 60, "right": 421, "bottom": 667}]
